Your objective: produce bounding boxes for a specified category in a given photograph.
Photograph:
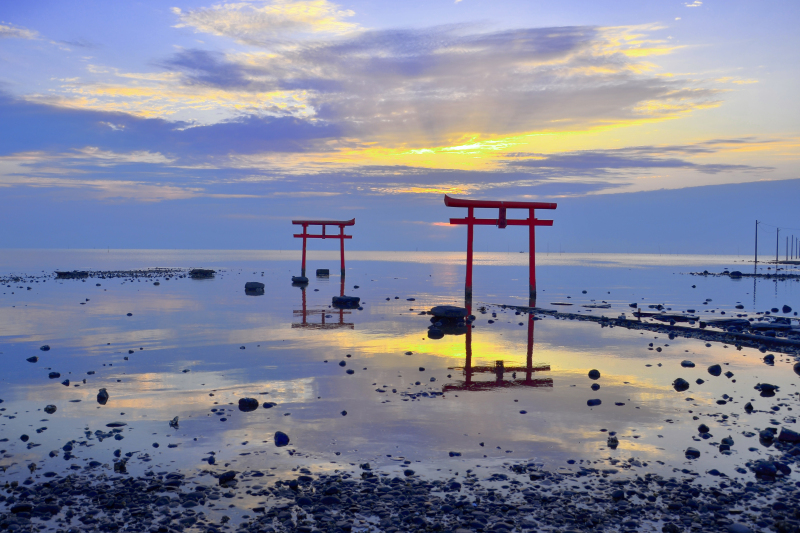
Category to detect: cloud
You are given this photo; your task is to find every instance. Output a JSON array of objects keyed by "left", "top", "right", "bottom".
[
  {"left": 154, "top": 24, "right": 721, "bottom": 147},
  {"left": 505, "top": 141, "right": 775, "bottom": 176},
  {"left": 685, "top": 1, "right": 702, "bottom": 7},
  {"left": 0, "top": 23, "right": 39, "bottom": 40},
  {"left": 172, "top": 0, "right": 359, "bottom": 46}
]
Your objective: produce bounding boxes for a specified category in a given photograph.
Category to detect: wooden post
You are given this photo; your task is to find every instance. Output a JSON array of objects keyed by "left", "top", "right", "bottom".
[
  {"left": 465, "top": 207, "right": 474, "bottom": 299},
  {"left": 339, "top": 224, "right": 346, "bottom": 279},
  {"left": 526, "top": 310, "right": 534, "bottom": 382},
  {"left": 529, "top": 208, "right": 536, "bottom": 303},
  {"left": 755, "top": 220, "right": 758, "bottom": 263},
  {"left": 301, "top": 224, "right": 308, "bottom": 278}
]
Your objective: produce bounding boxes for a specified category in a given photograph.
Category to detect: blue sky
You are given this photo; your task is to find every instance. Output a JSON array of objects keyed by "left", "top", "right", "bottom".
[{"left": 0, "top": 0, "right": 797, "bottom": 252}]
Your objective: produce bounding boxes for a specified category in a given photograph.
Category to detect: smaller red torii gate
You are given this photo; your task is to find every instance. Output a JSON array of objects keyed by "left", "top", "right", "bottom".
[
  {"left": 443, "top": 195, "right": 556, "bottom": 302},
  {"left": 292, "top": 219, "right": 355, "bottom": 279}
]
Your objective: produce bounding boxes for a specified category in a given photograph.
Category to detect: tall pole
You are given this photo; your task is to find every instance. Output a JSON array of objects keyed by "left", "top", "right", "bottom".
[
  {"left": 339, "top": 225, "right": 346, "bottom": 280},
  {"left": 465, "top": 207, "right": 474, "bottom": 300},
  {"left": 755, "top": 220, "right": 758, "bottom": 263},
  {"left": 529, "top": 208, "right": 536, "bottom": 304},
  {"left": 301, "top": 224, "right": 308, "bottom": 278},
  {"left": 776, "top": 228, "right": 780, "bottom": 263},
  {"left": 787, "top": 236, "right": 789, "bottom": 261}
]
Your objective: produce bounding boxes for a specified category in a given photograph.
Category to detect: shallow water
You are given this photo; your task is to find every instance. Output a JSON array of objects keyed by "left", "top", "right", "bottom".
[{"left": 0, "top": 250, "right": 799, "bottom": 488}]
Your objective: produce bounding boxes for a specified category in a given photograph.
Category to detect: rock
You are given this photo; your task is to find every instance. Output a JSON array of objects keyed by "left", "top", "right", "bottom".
[
  {"left": 430, "top": 305, "right": 468, "bottom": 318},
  {"left": 10, "top": 503, "right": 33, "bottom": 514},
  {"left": 756, "top": 383, "right": 778, "bottom": 397},
  {"left": 244, "top": 282, "right": 265, "bottom": 295},
  {"left": 698, "top": 424, "right": 709, "bottom": 434},
  {"left": 190, "top": 269, "right": 215, "bottom": 279},
  {"left": 218, "top": 471, "right": 237, "bottom": 485},
  {"left": 672, "top": 378, "right": 689, "bottom": 392},
  {"left": 44, "top": 405, "right": 57, "bottom": 414},
  {"left": 587, "top": 399, "right": 601, "bottom": 407},
  {"left": 680, "top": 360, "right": 695, "bottom": 368},
  {"left": 744, "top": 402, "right": 753, "bottom": 413},
  {"left": 263, "top": 402, "right": 277, "bottom": 408},
  {"left": 448, "top": 451, "right": 462, "bottom": 457},
  {"left": 55, "top": 271, "right": 88, "bottom": 279},
  {"left": 591, "top": 383, "right": 600, "bottom": 391},
  {"left": 778, "top": 427, "right": 800, "bottom": 443},
  {"left": 316, "top": 269, "right": 330, "bottom": 276},
  {"left": 794, "top": 362, "right": 800, "bottom": 376},
  {"left": 169, "top": 416, "right": 179, "bottom": 429},
  {"left": 97, "top": 388, "right": 109, "bottom": 405},
  {"left": 684, "top": 447, "right": 700, "bottom": 459},
  {"left": 26, "top": 356, "right": 38, "bottom": 363},
  {"left": 753, "top": 460, "right": 777, "bottom": 477},
  {"left": 588, "top": 369, "right": 601, "bottom": 380},
  {"left": 291, "top": 275, "right": 309, "bottom": 284},
  {"left": 729, "top": 271, "right": 743, "bottom": 278},
  {"left": 707, "top": 364, "right": 722, "bottom": 376},
  {"left": 238, "top": 398, "right": 259, "bottom": 412},
  {"left": 274, "top": 431, "right": 290, "bottom": 447},
  {"left": 763, "top": 354, "right": 775, "bottom": 365},
  {"left": 759, "top": 429, "right": 775, "bottom": 442},
  {"left": 607, "top": 436, "right": 619, "bottom": 449},
  {"left": 427, "top": 328, "right": 444, "bottom": 339},
  {"left": 783, "top": 305, "right": 792, "bottom": 314},
  {"left": 727, "top": 524, "right": 754, "bottom": 533},
  {"left": 332, "top": 295, "right": 360, "bottom": 308},
  {"left": 40, "top": 345, "right": 51, "bottom": 352}
]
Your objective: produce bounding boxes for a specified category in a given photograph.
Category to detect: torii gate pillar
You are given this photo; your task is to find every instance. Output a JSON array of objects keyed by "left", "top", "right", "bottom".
[
  {"left": 292, "top": 219, "right": 355, "bottom": 279},
  {"left": 443, "top": 195, "right": 556, "bottom": 303}
]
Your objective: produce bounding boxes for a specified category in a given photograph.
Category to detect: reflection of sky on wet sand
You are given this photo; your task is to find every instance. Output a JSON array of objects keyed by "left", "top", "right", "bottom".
[{"left": 0, "top": 251, "right": 798, "bottom": 486}]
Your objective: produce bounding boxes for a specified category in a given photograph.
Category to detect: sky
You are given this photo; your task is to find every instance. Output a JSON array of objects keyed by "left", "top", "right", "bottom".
[{"left": 0, "top": 0, "right": 798, "bottom": 253}]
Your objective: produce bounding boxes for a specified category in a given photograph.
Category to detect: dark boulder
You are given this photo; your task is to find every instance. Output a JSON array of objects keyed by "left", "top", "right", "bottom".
[
  {"left": 244, "top": 282, "right": 265, "bottom": 295},
  {"left": 238, "top": 398, "right": 259, "bottom": 412},
  {"left": 274, "top": 431, "right": 290, "bottom": 447},
  {"left": 97, "top": 388, "right": 109, "bottom": 405},
  {"left": 588, "top": 369, "right": 601, "bottom": 380},
  {"left": 672, "top": 378, "right": 690, "bottom": 392},
  {"left": 190, "top": 269, "right": 215, "bottom": 279},
  {"left": 707, "top": 364, "right": 722, "bottom": 376},
  {"left": 430, "top": 305, "right": 468, "bottom": 318},
  {"left": 44, "top": 405, "right": 57, "bottom": 414},
  {"left": 332, "top": 295, "right": 360, "bottom": 308},
  {"left": 316, "top": 269, "right": 330, "bottom": 277},
  {"left": 40, "top": 345, "right": 50, "bottom": 351},
  {"left": 587, "top": 399, "right": 601, "bottom": 407}
]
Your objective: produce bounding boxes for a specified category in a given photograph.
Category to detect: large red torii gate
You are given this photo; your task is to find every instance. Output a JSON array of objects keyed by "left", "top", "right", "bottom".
[
  {"left": 292, "top": 219, "right": 355, "bottom": 279},
  {"left": 443, "top": 195, "right": 556, "bottom": 302}
]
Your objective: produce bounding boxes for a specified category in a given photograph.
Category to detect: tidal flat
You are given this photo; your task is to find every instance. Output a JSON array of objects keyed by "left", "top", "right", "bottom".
[{"left": 1, "top": 250, "right": 799, "bottom": 533}]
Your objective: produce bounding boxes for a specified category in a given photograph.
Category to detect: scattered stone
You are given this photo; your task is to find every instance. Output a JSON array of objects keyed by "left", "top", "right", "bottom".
[
  {"left": 587, "top": 399, "right": 601, "bottom": 407},
  {"left": 588, "top": 369, "right": 601, "bottom": 380},
  {"left": 707, "top": 364, "right": 722, "bottom": 376},
  {"left": 190, "top": 269, "right": 215, "bottom": 279},
  {"left": 672, "top": 378, "right": 690, "bottom": 392},
  {"left": 26, "top": 356, "right": 38, "bottom": 363},
  {"left": 332, "top": 295, "right": 360, "bottom": 308},
  {"left": 97, "top": 388, "right": 109, "bottom": 405},
  {"left": 238, "top": 398, "right": 259, "bottom": 412},
  {"left": 274, "top": 431, "right": 290, "bottom": 447},
  {"left": 680, "top": 360, "right": 695, "bottom": 368},
  {"left": 43, "top": 405, "right": 57, "bottom": 414},
  {"left": 39, "top": 345, "right": 50, "bottom": 351}
]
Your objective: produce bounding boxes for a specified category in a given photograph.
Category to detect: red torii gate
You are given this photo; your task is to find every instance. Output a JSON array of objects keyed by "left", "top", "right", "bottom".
[
  {"left": 443, "top": 195, "right": 556, "bottom": 302},
  {"left": 292, "top": 219, "right": 355, "bottom": 279}
]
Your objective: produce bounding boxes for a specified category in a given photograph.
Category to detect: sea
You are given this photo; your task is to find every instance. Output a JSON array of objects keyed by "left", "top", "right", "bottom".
[{"left": 1, "top": 249, "right": 798, "bottom": 495}]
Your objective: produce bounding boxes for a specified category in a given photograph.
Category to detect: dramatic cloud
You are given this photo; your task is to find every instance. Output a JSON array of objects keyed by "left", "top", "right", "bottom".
[
  {"left": 157, "top": 24, "right": 722, "bottom": 146},
  {"left": 172, "top": 0, "right": 359, "bottom": 45}
]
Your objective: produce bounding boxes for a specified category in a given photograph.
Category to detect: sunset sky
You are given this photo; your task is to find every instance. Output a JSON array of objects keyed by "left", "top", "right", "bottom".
[{"left": 1, "top": 1, "right": 798, "bottom": 253}]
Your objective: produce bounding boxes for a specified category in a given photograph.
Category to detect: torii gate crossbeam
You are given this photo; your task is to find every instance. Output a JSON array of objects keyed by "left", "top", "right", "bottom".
[{"left": 443, "top": 195, "right": 556, "bottom": 302}]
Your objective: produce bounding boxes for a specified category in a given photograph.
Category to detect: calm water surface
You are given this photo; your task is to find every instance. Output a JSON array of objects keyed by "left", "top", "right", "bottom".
[{"left": 1, "top": 250, "right": 799, "bottom": 488}]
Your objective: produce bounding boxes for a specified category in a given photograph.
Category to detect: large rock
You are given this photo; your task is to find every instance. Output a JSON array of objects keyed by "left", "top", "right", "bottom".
[
  {"left": 707, "top": 364, "right": 722, "bottom": 376},
  {"left": 274, "top": 431, "right": 290, "bottom": 447},
  {"left": 778, "top": 427, "right": 800, "bottom": 443},
  {"left": 97, "top": 388, "right": 109, "bottom": 405},
  {"left": 332, "top": 295, "right": 360, "bottom": 308},
  {"left": 316, "top": 269, "right": 330, "bottom": 277},
  {"left": 672, "top": 378, "right": 690, "bottom": 392},
  {"left": 190, "top": 269, "right": 215, "bottom": 279},
  {"left": 238, "top": 398, "right": 259, "bottom": 412},
  {"left": 55, "top": 271, "right": 88, "bottom": 279},
  {"left": 430, "top": 305, "right": 468, "bottom": 318},
  {"left": 244, "top": 282, "right": 265, "bottom": 295},
  {"left": 44, "top": 405, "right": 57, "bottom": 414},
  {"left": 291, "top": 275, "right": 309, "bottom": 285}
]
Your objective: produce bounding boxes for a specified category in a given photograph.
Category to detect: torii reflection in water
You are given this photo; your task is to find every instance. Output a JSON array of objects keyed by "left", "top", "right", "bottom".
[
  {"left": 442, "top": 298, "right": 552, "bottom": 392},
  {"left": 291, "top": 277, "right": 354, "bottom": 330}
]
